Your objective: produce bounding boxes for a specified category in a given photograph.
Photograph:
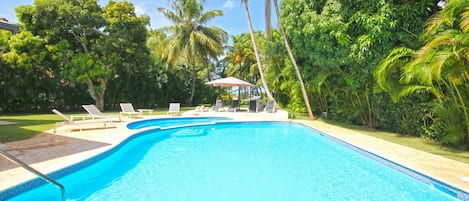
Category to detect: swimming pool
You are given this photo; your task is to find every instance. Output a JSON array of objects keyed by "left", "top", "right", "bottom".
[
  {"left": 126, "top": 116, "right": 233, "bottom": 129},
  {"left": 2, "top": 122, "right": 467, "bottom": 200}
]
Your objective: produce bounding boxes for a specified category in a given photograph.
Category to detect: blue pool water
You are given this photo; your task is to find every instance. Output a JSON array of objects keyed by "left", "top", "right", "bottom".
[
  {"left": 3, "top": 122, "right": 465, "bottom": 200},
  {"left": 126, "top": 116, "right": 233, "bottom": 129}
]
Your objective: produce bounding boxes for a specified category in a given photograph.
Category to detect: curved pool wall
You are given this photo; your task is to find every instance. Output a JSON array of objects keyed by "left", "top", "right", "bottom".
[
  {"left": 0, "top": 126, "right": 168, "bottom": 200},
  {"left": 126, "top": 116, "right": 233, "bottom": 129},
  {"left": 1, "top": 121, "right": 468, "bottom": 200}
]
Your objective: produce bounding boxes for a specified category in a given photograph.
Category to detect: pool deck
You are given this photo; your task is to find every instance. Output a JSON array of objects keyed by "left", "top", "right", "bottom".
[{"left": 1, "top": 112, "right": 469, "bottom": 196}]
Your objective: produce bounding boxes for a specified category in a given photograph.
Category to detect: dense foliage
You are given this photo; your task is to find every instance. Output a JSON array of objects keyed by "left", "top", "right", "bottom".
[
  {"left": 2, "top": 0, "right": 468, "bottom": 148},
  {"left": 267, "top": 0, "right": 469, "bottom": 148},
  {"left": 11, "top": 0, "right": 149, "bottom": 110},
  {"left": 376, "top": 0, "right": 469, "bottom": 148},
  {"left": 0, "top": 0, "right": 214, "bottom": 113},
  {"left": 277, "top": 1, "right": 439, "bottom": 136}
]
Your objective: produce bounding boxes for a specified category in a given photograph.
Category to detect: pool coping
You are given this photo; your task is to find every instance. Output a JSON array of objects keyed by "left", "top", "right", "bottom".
[{"left": 1, "top": 116, "right": 469, "bottom": 200}]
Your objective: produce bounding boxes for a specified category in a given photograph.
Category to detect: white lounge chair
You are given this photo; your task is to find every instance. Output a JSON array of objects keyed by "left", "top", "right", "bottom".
[
  {"left": 119, "top": 103, "right": 143, "bottom": 118},
  {"left": 82, "top": 104, "right": 121, "bottom": 122},
  {"left": 52, "top": 109, "right": 113, "bottom": 133},
  {"left": 167, "top": 103, "right": 180, "bottom": 116}
]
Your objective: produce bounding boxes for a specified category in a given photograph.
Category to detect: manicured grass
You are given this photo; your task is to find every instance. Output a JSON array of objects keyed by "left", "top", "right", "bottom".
[
  {"left": 290, "top": 111, "right": 469, "bottom": 164},
  {"left": 0, "top": 107, "right": 195, "bottom": 143},
  {"left": 0, "top": 113, "right": 60, "bottom": 143}
]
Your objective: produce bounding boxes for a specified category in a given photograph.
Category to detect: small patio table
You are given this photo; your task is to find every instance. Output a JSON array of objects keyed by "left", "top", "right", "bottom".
[{"left": 137, "top": 109, "right": 154, "bottom": 115}]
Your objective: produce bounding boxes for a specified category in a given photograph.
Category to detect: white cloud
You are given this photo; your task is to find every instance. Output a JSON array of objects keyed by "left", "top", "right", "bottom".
[{"left": 223, "top": 0, "right": 235, "bottom": 9}]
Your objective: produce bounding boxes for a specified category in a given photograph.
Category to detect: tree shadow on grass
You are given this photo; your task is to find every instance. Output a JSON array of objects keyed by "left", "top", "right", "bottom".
[{"left": 0, "top": 118, "right": 59, "bottom": 143}]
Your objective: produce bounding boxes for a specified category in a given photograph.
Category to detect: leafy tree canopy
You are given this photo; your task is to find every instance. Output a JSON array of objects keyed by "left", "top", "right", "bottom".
[{"left": 13, "top": 0, "right": 151, "bottom": 110}]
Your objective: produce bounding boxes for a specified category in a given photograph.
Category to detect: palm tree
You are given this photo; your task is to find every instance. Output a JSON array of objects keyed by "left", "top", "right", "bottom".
[
  {"left": 375, "top": 0, "right": 469, "bottom": 146},
  {"left": 241, "top": 0, "right": 276, "bottom": 103},
  {"left": 224, "top": 34, "right": 257, "bottom": 80},
  {"left": 272, "top": 0, "right": 314, "bottom": 120},
  {"left": 257, "top": 0, "right": 314, "bottom": 119},
  {"left": 223, "top": 33, "right": 263, "bottom": 98},
  {"left": 157, "top": 0, "right": 228, "bottom": 105}
]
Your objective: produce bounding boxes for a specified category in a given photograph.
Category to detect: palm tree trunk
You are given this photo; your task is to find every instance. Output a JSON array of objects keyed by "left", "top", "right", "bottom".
[
  {"left": 204, "top": 55, "right": 211, "bottom": 81},
  {"left": 188, "top": 65, "right": 196, "bottom": 105},
  {"left": 242, "top": 0, "right": 276, "bottom": 103},
  {"left": 272, "top": 0, "right": 314, "bottom": 120},
  {"left": 185, "top": 57, "right": 196, "bottom": 105},
  {"left": 265, "top": 0, "right": 272, "bottom": 41}
]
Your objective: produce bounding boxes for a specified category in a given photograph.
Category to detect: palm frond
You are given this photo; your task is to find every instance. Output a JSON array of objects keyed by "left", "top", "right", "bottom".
[
  {"left": 375, "top": 47, "right": 414, "bottom": 91},
  {"left": 424, "top": 30, "right": 458, "bottom": 49},
  {"left": 310, "top": 71, "right": 335, "bottom": 94},
  {"left": 404, "top": 59, "right": 435, "bottom": 86},
  {"left": 197, "top": 26, "right": 228, "bottom": 44},
  {"left": 156, "top": 7, "right": 183, "bottom": 24},
  {"left": 460, "top": 8, "right": 469, "bottom": 33},
  {"left": 429, "top": 50, "right": 453, "bottom": 81},
  {"left": 423, "top": 0, "right": 467, "bottom": 39},
  {"left": 198, "top": 10, "right": 223, "bottom": 24},
  {"left": 398, "top": 85, "right": 437, "bottom": 98}
]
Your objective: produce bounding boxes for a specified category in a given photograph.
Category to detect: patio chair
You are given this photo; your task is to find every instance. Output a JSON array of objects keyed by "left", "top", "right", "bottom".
[
  {"left": 52, "top": 109, "right": 113, "bottom": 133},
  {"left": 167, "top": 103, "right": 181, "bottom": 116},
  {"left": 248, "top": 99, "right": 258, "bottom": 113},
  {"left": 119, "top": 103, "right": 143, "bottom": 118},
  {"left": 227, "top": 100, "right": 240, "bottom": 112},
  {"left": 264, "top": 99, "right": 276, "bottom": 113},
  {"left": 211, "top": 99, "right": 224, "bottom": 112},
  {"left": 82, "top": 104, "right": 121, "bottom": 122}
]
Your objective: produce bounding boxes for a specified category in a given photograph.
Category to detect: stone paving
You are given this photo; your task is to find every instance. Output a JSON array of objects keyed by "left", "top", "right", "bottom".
[{"left": 0, "top": 114, "right": 468, "bottom": 194}]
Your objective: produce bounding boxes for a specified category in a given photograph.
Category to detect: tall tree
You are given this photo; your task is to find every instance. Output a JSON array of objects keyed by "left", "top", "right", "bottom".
[
  {"left": 156, "top": 0, "right": 228, "bottom": 105},
  {"left": 15, "top": 0, "right": 150, "bottom": 110},
  {"left": 241, "top": 0, "right": 276, "bottom": 103},
  {"left": 272, "top": 0, "right": 314, "bottom": 120}
]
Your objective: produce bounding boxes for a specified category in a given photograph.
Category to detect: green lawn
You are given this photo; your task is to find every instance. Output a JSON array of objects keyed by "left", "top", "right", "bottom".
[
  {"left": 1, "top": 110, "right": 469, "bottom": 165},
  {"left": 0, "top": 113, "right": 61, "bottom": 143},
  {"left": 0, "top": 107, "right": 194, "bottom": 143}
]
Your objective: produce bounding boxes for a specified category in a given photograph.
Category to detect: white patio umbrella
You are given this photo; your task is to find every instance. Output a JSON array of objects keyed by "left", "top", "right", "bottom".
[
  {"left": 206, "top": 77, "right": 254, "bottom": 100},
  {"left": 206, "top": 76, "right": 255, "bottom": 87}
]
